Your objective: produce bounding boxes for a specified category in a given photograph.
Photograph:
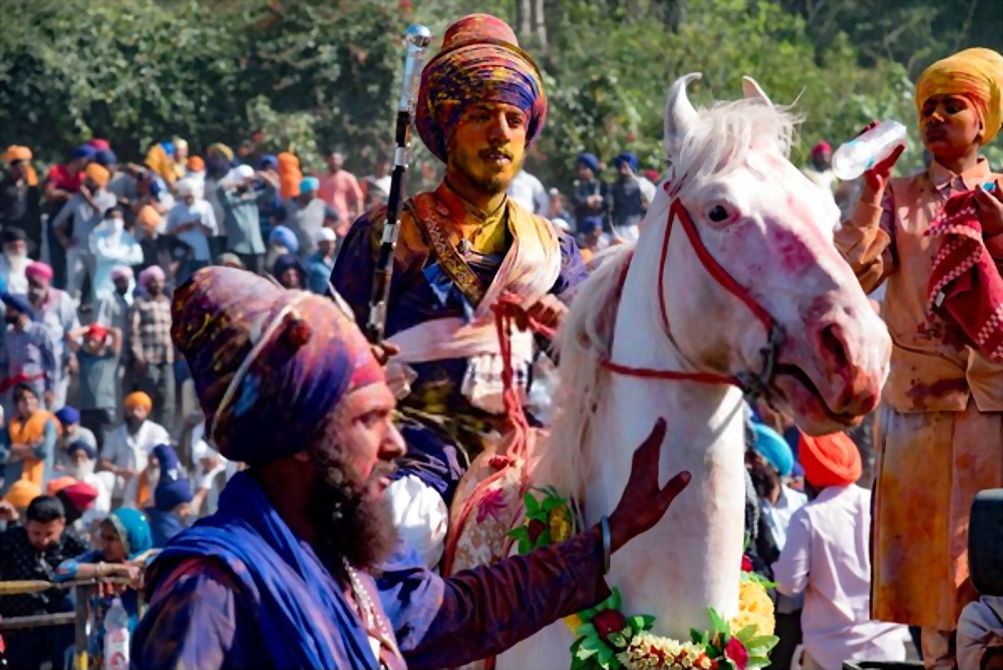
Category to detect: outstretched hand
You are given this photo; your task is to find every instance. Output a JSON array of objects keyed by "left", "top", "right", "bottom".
[{"left": 607, "top": 418, "right": 691, "bottom": 553}]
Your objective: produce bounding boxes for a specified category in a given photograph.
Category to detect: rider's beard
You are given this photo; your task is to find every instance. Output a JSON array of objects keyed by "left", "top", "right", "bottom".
[
  {"left": 70, "top": 460, "right": 95, "bottom": 479},
  {"left": 306, "top": 445, "right": 398, "bottom": 572}
]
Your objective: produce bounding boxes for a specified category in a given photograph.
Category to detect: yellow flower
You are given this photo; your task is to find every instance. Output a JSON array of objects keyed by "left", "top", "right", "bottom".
[
  {"left": 549, "top": 505, "right": 573, "bottom": 543},
  {"left": 563, "top": 613, "right": 582, "bottom": 633},
  {"left": 731, "top": 581, "right": 775, "bottom": 636}
]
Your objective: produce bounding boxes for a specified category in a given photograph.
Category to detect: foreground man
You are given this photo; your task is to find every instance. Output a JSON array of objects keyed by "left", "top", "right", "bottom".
[
  {"left": 132, "top": 267, "right": 690, "bottom": 669},
  {"left": 835, "top": 47, "right": 1003, "bottom": 668},
  {"left": 331, "top": 14, "right": 586, "bottom": 562}
]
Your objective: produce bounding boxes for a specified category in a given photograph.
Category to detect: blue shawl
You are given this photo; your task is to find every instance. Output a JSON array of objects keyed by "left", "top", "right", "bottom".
[{"left": 148, "top": 471, "right": 376, "bottom": 669}]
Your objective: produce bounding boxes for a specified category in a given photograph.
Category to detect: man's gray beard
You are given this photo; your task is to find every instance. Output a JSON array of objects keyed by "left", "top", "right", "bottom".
[{"left": 307, "top": 447, "right": 399, "bottom": 572}]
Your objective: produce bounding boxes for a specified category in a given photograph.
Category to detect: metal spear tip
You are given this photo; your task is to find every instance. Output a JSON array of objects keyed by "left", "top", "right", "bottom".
[{"left": 404, "top": 24, "right": 432, "bottom": 48}]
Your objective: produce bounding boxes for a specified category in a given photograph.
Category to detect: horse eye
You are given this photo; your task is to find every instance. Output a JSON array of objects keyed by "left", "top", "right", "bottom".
[{"left": 708, "top": 205, "right": 729, "bottom": 222}]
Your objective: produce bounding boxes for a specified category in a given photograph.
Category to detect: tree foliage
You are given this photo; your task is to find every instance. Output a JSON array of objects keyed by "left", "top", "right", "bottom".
[{"left": 2, "top": 0, "right": 1001, "bottom": 185}]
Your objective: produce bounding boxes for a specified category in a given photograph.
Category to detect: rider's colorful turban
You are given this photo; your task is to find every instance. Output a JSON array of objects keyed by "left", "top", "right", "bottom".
[
  {"left": 798, "top": 431, "right": 862, "bottom": 489},
  {"left": 916, "top": 47, "right": 1003, "bottom": 144},
  {"left": 172, "top": 267, "right": 383, "bottom": 465},
  {"left": 416, "top": 13, "right": 547, "bottom": 163}
]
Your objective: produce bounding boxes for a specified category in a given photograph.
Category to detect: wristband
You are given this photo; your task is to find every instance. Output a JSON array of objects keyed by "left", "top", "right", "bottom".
[{"left": 600, "top": 516, "right": 611, "bottom": 574}]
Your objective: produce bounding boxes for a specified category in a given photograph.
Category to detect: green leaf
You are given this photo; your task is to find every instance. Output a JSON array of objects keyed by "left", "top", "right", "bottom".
[
  {"left": 690, "top": 628, "right": 709, "bottom": 645},
  {"left": 609, "top": 588, "right": 622, "bottom": 610},
  {"left": 735, "top": 624, "right": 759, "bottom": 642},
  {"left": 575, "top": 623, "right": 598, "bottom": 639},
  {"left": 524, "top": 493, "right": 540, "bottom": 516},
  {"left": 629, "top": 615, "right": 654, "bottom": 632},
  {"left": 747, "top": 635, "right": 780, "bottom": 651},
  {"left": 708, "top": 608, "right": 730, "bottom": 636},
  {"left": 606, "top": 632, "right": 626, "bottom": 649}
]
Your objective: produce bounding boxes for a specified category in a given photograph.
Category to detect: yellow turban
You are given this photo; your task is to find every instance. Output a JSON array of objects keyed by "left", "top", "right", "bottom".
[
  {"left": 3, "top": 146, "right": 39, "bottom": 186},
  {"left": 4, "top": 479, "right": 41, "bottom": 509},
  {"left": 84, "top": 163, "right": 110, "bottom": 188},
  {"left": 137, "top": 205, "right": 162, "bottom": 233},
  {"left": 124, "top": 391, "right": 153, "bottom": 412},
  {"left": 145, "top": 143, "right": 176, "bottom": 186},
  {"left": 916, "top": 47, "right": 1003, "bottom": 144}
]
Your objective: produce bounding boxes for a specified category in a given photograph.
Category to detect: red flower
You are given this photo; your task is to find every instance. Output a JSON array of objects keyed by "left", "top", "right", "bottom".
[
  {"left": 593, "top": 610, "right": 628, "bottom": 646},
  {"left": 527, "top": 519, "right": 547, "bottom": 543},
  {"left": 741, "top": 554, "right": 753, "bottom": 572},
  {"left": 725, "top": 637, "right": 748, "bottom": 670}
]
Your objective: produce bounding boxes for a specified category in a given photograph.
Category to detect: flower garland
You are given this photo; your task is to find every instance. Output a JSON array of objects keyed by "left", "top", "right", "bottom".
[{"left": 509, "top": 488, "right": 779, "bottom": 670}]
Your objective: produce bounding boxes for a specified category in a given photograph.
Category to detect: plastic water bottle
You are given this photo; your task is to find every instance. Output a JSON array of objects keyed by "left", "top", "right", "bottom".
[
  {"left": 831, "top": 120, "right": 908, "bottom": 180},
  {"left": 103, "top": 597, "right": 130, "bottom": 670}
]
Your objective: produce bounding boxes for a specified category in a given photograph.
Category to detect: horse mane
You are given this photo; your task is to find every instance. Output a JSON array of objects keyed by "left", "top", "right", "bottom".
[
  {"left": 671, "top": 98, "right": 798, "bottom": 193},
  {"left": 531, "top": 245, "right": 634, "bottom": 496}
]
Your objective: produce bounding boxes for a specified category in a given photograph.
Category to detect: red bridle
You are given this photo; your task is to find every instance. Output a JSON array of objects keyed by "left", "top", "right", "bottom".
[{"left": 600, "top": 190, "right": 785, "bottom": 399}]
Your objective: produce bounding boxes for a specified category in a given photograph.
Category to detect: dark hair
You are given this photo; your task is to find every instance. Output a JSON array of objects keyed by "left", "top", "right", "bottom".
[
  {"left": 982, "top": 647, "right": 1003, "bottom": 670},
  {"left": 106, "top": 206, "right": 124, "bottom": 218},
  {"left": 13, "top": 383, "right": 38, "bottom": 402},
  {"left": 26, "top": 495, "right": 65, "bottom": 523}
]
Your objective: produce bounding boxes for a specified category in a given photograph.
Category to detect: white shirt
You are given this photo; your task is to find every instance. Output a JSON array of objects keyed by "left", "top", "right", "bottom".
[
  {"left": 761, "top": 484, "right": 807, "bottom": 551},
  {"left": 102, "top": 419, "right": 171, "bottom": 475},
  {"left": 166, "top": 199, "right": 218, "bottom": 261},
  {"left": 773, "top": 485, "right": 910, "bottom": 670},
  {"left": 507, "top": 170, "right": 548, "bottom": 214}
]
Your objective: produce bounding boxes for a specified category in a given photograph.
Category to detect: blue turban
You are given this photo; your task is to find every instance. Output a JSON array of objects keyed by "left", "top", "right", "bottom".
[
  {"left": 153, "top": 444, "right": 193, "bottom": 511},
  {"left": 67, "top": 440, "right": 96, "bottom": 461},
  {"left": 258, "top": 154, "right": 278, "bottom": 170},
  {"left": 578, "top": 215, "right": 604, "bottom": 234},
  {"left": 94, "top": 149, "right": 118, "bottom": 167},
  {"left": 2, "top": 292, "right": 35, "bottom": 320},
  {"left": 577, "top": 152, "right": 600, "bottom": 173},
  {"left": 55, "top": 406, "right": 81, "bottom": 426},
  {"left": 160, "top": 140, "right": 175, "bottom": 157},
  {"left": 751, "top": 422, "right": 794, "bottom": 477},
  {"left": 613, "top": 152, "right": 638, "bottom": 171},
  {"left": 268, "top": 225, "right": 299, "bottom": 254},
  {"left": 300, "top": 176, "right": 320, "bottom": 193},
  {"left": 72, "top": 144, "right": 96, "bottom": 161}
]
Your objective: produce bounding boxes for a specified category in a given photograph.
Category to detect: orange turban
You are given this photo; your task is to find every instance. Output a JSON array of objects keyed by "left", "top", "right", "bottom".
[
  {"left": 916, "top": 47, "right": 1003, "bottom": 144},
  {"left": 46, "top": 476, "right": 77, "bottom": 496},
  {"left": 3, "top": 479, "right": 41, "bottom": 509},
  {"left": 4, "top": 146, "right": 39, "bottom": 186},
  {"left": 137, "top": 205, "right": 162, "bottom": 233},
  {"left": 145, "top": 143, "right": 175, "bottom": 186},
  {"left": 278, "top": 152, "right": 303, "bottom": 200},
  {"left": 84, "top": 163, "right": 110, "bottom": 188},
  {"left": 798, "top": 432, "right": 862, "bottom": 489},
  {"left": 124, "top": 391, "right": 153, "bottom": 412},
  {"left": 186, "top": 155, "right": 205, "bottom": 172}
]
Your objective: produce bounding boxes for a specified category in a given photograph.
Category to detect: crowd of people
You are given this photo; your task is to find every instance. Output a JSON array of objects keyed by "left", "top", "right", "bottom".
[{"left": 1, "top": 10, "right": 1002, "bottom": 670}]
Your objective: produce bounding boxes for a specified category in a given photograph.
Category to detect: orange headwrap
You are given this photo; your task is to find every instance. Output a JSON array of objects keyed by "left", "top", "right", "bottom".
[
  {"left": 46, "top": 476, "right": 77, "bottom": 496},
  {"left": 137, "top": 205, "right": 162, "bottom": 233},
  {"left": 798, "top": 432, "right": 862, "bottom": 489},
  {"left": 278, "top": 152, "right": 303, "bottom": 200},
  {"left": 84, "top": 163, "right": 110, "bottom": 188},
  {"left": 186, "top": 155, "right": 205, "bottom": 172},
  {"left": 916, "top": 47, "right": 1003, "bottom": 144},
  {"left": 124, "top": 391, "right": 153, "bottom": 412},
  {"left": 4, "top": 146, "right": 39, "bottom": 186}
]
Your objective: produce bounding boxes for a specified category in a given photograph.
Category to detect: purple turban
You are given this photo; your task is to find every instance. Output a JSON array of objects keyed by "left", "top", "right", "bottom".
[
  {"left": 171, "top": 268, "right": 384, "bottom": 465},
  {"left": 415, "top": 14, "right": 547, "bottom": 163},
  {"left": 138, "top": 265, "right": 166, "bottom": 288}
]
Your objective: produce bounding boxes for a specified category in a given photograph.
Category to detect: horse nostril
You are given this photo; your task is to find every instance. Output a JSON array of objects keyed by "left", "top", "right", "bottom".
[{"left": 820, "top": 323, "right": 849, "bottom": 371}]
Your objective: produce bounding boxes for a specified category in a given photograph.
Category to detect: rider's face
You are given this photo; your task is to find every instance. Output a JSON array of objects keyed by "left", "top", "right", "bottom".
[{"left": 448, "top": 102, "right": 527, "bottom": 195}]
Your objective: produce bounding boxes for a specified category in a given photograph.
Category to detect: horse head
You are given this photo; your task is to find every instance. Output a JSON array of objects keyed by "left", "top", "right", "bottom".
[{"left": 654, "top": 73, "right": 890, "bottom": 434}]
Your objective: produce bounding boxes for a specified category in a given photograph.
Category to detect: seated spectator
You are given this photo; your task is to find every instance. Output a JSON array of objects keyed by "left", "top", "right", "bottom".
[
  {"left": 65, "top": 441, "right": 111, "bottom": 526},
  {"left": 773, "top": 432, "right": 909, "bottom": 670},
  {"left": 145, "top": 444, "right": 193, "bottom": 547},
  {"left": 306, "top": 228, "right": 338, "bottom": 295},
  {"left": 0, "top": 384, "right": 60, "bottom": 492},
  {"left": 273, "top": 253, "right": 307, "bottom": 290},
  {"left": 99, "top": 391, "right": 170, "bottom": 506},
  {"left": 68, "top": 322, "right": 121, "bottom": 445},
  {"left": 0, "top": 495, "right": 88, "bottom": 670},
  {"left": 53, "top": 405, "right": 97, "bottom": 472},
  {"left": 55, "top": 508, "right": 154, "bottom": 658},
  {"left": 266, "top": 224, "right": 299, "bottom": 270}
]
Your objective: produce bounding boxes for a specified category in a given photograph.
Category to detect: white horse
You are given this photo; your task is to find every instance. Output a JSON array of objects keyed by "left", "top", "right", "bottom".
[{"left": 497, "top": 74, "right": 891, "bottom": 668}]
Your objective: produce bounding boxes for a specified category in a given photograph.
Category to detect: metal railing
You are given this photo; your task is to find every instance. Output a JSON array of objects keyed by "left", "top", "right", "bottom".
[{"left": 0, "top": 577, "right": 139, "bottom": 670}]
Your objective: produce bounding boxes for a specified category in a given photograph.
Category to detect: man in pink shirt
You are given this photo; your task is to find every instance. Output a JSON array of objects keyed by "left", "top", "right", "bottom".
[{"left": 317, "top": 151, "right": 363, "bottom": 236}]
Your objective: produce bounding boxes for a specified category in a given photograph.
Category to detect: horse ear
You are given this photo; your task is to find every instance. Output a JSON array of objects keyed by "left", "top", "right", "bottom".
[
  {"left": 741, "top": 76, "right": 773, "bottom": 107},
  {"left": 664, "top": 72, "right": 702, "bottom": 160}
]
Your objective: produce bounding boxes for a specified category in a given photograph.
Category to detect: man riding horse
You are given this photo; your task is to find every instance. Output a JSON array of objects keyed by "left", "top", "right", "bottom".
[{"left": 330, "top": 14, "right": 587, "bottom": 567}]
